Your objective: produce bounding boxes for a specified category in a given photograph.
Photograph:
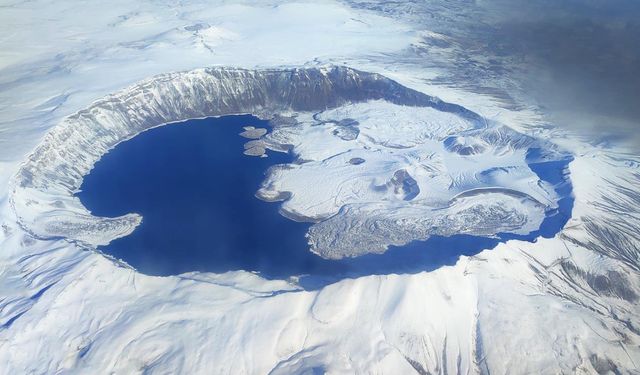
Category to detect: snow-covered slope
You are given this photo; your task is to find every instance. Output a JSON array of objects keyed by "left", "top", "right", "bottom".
[{"left": 1, "top": 1, "right": 639, "bottom": 374}]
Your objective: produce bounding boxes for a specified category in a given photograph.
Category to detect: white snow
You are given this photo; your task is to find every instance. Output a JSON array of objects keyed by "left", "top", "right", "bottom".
[{"left": 0, "top": 1, "right": 639, "bottom": 374}]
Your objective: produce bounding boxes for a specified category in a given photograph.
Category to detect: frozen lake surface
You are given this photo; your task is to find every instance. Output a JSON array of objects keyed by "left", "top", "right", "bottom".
[{"left": 78, "top": 115, "right": 572, "bottom": 287}]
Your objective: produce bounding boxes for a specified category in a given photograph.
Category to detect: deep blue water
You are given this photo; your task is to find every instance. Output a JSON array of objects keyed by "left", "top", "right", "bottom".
[{"left": 78, "top": 115, "right": 573, "bottom": 289}]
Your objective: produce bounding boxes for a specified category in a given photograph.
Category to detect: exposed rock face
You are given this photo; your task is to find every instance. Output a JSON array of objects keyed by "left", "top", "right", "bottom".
[
  {"left": 10, "top": 66, "right": 475, "bottom": 246},
  {"left": 239, "top": 126, "right": 268, "bottom": 139}
]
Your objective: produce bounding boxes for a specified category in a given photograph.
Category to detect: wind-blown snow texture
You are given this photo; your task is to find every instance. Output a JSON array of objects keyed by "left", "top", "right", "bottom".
[{"left": 1, "top": 1, "right": 639, "bottom": 374}]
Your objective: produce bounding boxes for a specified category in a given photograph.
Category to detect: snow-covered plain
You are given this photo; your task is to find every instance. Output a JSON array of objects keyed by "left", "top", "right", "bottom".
[{"left": 1, "top": 1, "right": 639, "bottom": 374}]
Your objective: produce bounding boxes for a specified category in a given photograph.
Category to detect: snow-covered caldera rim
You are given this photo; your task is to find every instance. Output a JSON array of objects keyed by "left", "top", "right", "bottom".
[{"left": 8, "top": 65, "right": 573, "bottom": 265}]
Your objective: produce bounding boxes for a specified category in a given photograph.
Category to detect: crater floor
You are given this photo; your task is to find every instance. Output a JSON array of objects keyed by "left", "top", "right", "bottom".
[{"left": 76, "top": 103, "right": 573, "bottom": 286}]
